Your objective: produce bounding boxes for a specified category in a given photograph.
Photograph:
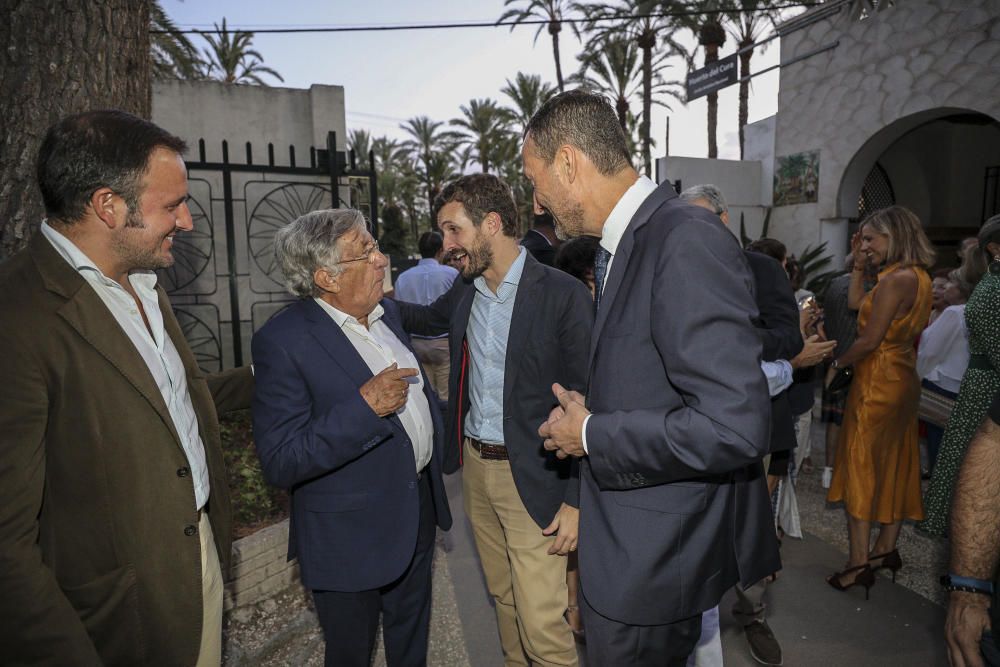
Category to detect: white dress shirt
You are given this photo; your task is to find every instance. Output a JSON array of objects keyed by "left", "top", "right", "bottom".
[
  {"left": 41, "top": 222, "right": 211, "bottom": 510},
  {"left": 313, "top": 299, "right": 434, "bottom": 472},
  {"left": 582, "top": 176, "right": 659, "bottom": 452},
  {"left": 917, "top": 304, "right": 969, "bottom": 394}
]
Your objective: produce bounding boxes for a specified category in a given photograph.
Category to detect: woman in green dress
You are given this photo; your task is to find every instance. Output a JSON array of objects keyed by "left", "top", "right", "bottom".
[{"left": 920, "top": 216, "right": 1000, "bottom": 536}]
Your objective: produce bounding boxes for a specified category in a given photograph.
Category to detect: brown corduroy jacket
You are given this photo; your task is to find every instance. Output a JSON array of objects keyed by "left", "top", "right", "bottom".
[{"left": 0, "top": 233, "right": 253, "bottom": 666}]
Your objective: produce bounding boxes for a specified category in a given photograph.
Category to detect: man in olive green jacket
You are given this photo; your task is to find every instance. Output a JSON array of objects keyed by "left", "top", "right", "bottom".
[{"left": 0, "top": 111, "right": 253, "bottom": 666}]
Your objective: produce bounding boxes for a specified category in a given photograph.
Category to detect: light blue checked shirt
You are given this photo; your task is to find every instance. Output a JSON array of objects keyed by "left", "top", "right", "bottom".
[{"left": 464, "top": 247, "right": 528, "bottom": 445}]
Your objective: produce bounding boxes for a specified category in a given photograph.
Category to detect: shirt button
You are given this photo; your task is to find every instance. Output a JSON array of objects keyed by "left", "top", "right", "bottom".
[
  {"left": 184, "top": 524, "right": 197, "bottom": 536},
  {"left": 177, "top": 467, "right": 190, "bottom": 477}
]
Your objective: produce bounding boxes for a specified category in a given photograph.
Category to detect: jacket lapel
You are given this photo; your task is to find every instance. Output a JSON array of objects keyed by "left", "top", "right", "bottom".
[
  {"left": 32, "top": 235, "right": 184, "bottom": 447},
  {"left": 588, "top": 182, "right": 676, "bottom": 363},
  {"left": 503, "top": 254, "right": 543, "bottom": 409}
]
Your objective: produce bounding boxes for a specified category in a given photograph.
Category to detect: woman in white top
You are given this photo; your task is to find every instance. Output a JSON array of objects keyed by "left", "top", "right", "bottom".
[{"left": 917, "top": 270, "right": 974, "bottom": 470}]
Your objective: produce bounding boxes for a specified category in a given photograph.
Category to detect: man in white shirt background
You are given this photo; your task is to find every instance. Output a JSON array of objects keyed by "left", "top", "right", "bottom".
[{"left": 393, "top": 230, "right": 458, "bottom": 400}]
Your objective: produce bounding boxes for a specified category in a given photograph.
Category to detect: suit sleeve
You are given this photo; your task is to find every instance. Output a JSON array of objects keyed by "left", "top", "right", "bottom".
[
  {"left": 586, "top": 220, "right": 770, "bottom": 485},
  {"left": 557, "top": 279, "right": 593, "bottom": 508},
  {"left": 395, "top": 277, "right": 462, "bottom": 337},
  {"left": 206, "top": 365, "right": 255, "bottom": 413},
  {"left": 751, "top": 254, "right": 804, "bottom": 362},
  {"left": 0, "top": 332, "right": 102, "bottom": 665},
  {"left": 251, "top": 331, "right": 394, "bottom": 489}
]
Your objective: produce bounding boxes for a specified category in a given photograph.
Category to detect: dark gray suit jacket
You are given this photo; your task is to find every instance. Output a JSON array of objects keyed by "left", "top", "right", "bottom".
[
  {"left": 397, "top": 252, "right": 593, "bottom": 528},
  {"left": 581, "top": 183, "right": 781, "bottom": 626}
]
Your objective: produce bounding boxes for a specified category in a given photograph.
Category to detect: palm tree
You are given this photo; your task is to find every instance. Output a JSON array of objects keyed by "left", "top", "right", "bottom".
[
  {"left": 347, "top": 129, "right": 372, "bottom": 164},
  {"left": 573, "top": 37, "right": 644, "bottom": 133},
  {"left": 500, "top": 72, "right": 558, "bottom": 134},
  {"left": 498, "top": 0, "right": 576, "bottom": 92},
  {"left": 577, "top": 0, "right": 689, "bottom": 176},
  {"left": 673, "top": 0, "right": 728, "bottom": 158},
  {"left": 199, "top": 18, "right": 284, "bottom": 85},
  {"left": 451, "top": 98, "right": 513, "bottom": 174},
  {"left": 151, "top": 1, "right": 204, "bottom": 79},
  {"left": 724, "top": 0, "right": 782, "bottom": 158},
  {"left": 400, "top": 116, "right": 460, "bottom": 219}
]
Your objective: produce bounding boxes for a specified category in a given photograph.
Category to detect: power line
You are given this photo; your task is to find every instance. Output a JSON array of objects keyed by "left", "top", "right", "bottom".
[{"left": 153, "top": 3, "right": 821, "bottom": 35}]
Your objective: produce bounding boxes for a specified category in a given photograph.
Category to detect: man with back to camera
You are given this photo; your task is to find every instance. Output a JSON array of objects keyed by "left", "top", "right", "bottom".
[
  {"left": 0, "top": 110, "right": 253, "bottom": 666},
  {"left": 528, "top": 90, "right": 780, "bottom": 665},
  {"left": 393, "top": 230, "right": 458, "bottom": 400},
  {"left": 395, "top": 173, "right": 593, "bottom": 666}
]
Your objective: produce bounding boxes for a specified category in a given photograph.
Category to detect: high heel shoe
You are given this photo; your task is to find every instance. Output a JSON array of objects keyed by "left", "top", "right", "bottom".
[
  {"left": 826, "top": 564, "right": 876, "bottom": 600},
  {"left": 868, "top": 549, "right": 903, "bottom": 582}
]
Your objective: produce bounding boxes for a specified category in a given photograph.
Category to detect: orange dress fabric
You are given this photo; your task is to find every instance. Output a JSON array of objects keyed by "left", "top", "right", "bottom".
[{"left": 827, "top": 263, "right": 932, "bottom": 523}]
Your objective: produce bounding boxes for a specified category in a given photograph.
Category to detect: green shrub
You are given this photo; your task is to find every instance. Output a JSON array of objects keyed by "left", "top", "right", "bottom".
[{"left": 219, "top": 410, "right": 287, "bottom": 537}]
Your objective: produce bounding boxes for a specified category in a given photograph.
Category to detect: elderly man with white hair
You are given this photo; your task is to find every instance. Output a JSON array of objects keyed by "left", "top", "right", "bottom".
[{"left": 250, "top": 208, "right": 452, "bottom": 667}]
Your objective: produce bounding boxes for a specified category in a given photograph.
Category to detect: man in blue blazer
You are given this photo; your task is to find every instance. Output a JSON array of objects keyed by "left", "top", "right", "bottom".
[
  {"left": 529, "top": 91, "right": 780, "bottom": 665},
  {"left": 251, "top": 209, "right": 452, "bottom": 667}
]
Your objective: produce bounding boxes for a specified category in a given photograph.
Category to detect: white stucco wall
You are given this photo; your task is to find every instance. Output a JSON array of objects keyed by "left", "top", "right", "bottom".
[{"left": 769, "top": 0, "right": 1000, "bottom": 258}]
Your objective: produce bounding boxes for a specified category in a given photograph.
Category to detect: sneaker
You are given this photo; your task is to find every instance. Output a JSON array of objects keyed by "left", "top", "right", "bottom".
[
  {"left": 744, "top": 619, "right": 783, "bottom": 666},
  {"left": 821, "top": 466, "right": 833, "bottom": 489}
]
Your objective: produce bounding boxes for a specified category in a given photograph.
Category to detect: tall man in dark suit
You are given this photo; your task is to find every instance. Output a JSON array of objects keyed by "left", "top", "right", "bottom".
[
  {"left": 0, "top": 110, "right": 253, "bottom": 666},
  {"left": 396, "top": 174, "right": 592, "bottom": 666},
  {"left": 520, "top": 211, "right": 560, "bottom": 266},
  {"left": 528, "top": 90, "right": 780, "bottom": 665},
  {"left": 251, "top": 209, "right": 452, "bottom": 666}
]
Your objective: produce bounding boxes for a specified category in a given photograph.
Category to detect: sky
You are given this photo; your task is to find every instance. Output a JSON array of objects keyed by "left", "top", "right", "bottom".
[{"left": 161, "top": 0, "right": 793, "bottom": 161}]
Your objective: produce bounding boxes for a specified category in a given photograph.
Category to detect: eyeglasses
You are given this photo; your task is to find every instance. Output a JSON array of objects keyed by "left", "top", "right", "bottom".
[{"left": 335, "top": 240, "right": 382, "bottom": 265}]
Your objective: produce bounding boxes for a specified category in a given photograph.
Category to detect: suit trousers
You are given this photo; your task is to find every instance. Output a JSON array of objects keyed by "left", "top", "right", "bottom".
[
  {"left": 312, "top": 472, "right": 436, "bottom": 667},
  {"left": 580, "top": 586, "right": 701, "bottom": 667},
  {"left": 411, "top": 337, "right": 451, "bottom": 400},
  {"left": 196, "top": 511, "right": 223, "bottom": 667},
  {"left": 462, "top": 440, "right": 578, "bottom": 667}
]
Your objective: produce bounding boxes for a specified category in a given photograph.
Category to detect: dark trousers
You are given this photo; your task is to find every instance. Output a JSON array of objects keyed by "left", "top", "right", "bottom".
[
  {"left": 580, "top": 586, "right": 702, "bottom": 666},
  {"left": 312, "top": 473, "right": 436, "bottom": 667}
]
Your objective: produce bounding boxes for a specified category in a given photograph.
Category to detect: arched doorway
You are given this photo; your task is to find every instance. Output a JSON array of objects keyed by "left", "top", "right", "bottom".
[{"left": 837, "top": 108, "right": 1000, "bottom": 262}]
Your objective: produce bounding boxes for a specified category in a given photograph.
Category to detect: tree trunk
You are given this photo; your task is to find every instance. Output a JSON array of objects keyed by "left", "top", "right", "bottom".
[
  {"left": 616, "top": 97, "right": 629, "bottom": 133},
  {"left": 549, "top": 22, "right": 564, "bottom": 92},
  {"left": 738, "top": 43, "right": 753, "bottom": 160},
  {"left": 705, "top": 43, "right": 719, "bottom": 159},
  {"left": 640, "top": 39, "right": 653, "bottom": 178},
  {"left": 0, "top": 0, "right": 151, "bottom": 260}
]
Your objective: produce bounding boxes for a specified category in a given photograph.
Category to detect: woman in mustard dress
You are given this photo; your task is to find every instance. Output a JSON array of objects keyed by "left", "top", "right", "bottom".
[{"left": 824, "top": 206, "right": 936, "bottom": 596}]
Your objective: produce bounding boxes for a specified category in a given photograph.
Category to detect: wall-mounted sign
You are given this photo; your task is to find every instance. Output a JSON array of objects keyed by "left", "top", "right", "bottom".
[
  {"left": 686, "top": 54, "right": 738, "bottom": 101},
  {"left": 774, "top": 151, "right": 820, "bottom": 207}
]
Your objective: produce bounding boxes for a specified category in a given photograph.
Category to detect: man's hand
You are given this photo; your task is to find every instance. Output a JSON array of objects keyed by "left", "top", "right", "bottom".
[
  {"left": 542, "top": 503, "right": 579, "bottom": 555},
  {"left": 539, "top": 383, "right": 590, "bottom": 459},
  {"left": 360, "top": 363, "right": 419, "bottom": 417},
  {"left": 791, "top": 335, "right": 837, "bottom": 369},
  {"left": 946, "top": 592, "right": 991, "bottom": 667}
]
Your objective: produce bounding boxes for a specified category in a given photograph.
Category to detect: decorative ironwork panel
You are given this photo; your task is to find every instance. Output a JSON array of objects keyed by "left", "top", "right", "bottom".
[
  {"left": 858, "top": 162, "right": 895, "bottom": 219},
  {"left": 174, "top": 304, "right": 223, "bottom": 373},
  {"left": 245, "top": 181, "right": 333, "bottom": 293},
  {"left": 159, "top": 178, "right": 215, "bottom": 295}
]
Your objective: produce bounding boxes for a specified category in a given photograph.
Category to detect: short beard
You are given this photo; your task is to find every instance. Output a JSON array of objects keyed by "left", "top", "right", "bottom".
[
  {"left": 461, "top": 234, "right": 493, "bottom": 280},
  {"left": 552, "top": 201, "right": 587, "bottom": 240},
  {"left": 113, "top": 208, "right": 174, "bottom": 271}
]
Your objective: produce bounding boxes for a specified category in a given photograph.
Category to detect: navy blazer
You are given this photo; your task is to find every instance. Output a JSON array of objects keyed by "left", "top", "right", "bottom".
[
  {"left": 397, "top": 252, "right": 593, "bottom": 528},
  {"left": 744, "top": 250, "right": 803, "bottom": 454},
  {"left": 580, "top": 184, "right": 781, "bottom": 626},
  {"left": 251, "top": 298, "right": 452, "bottom": 592}
]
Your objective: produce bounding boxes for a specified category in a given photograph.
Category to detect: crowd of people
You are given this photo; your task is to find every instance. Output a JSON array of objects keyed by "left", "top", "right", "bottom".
[{"left": 2, "top": 92, "right": 1000, "bottom": 667}]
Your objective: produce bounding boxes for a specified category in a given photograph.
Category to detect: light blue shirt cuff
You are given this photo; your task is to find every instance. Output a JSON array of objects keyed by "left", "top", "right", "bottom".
[{"left": 762, "top": 359, "right": 793, "bottom": 397}]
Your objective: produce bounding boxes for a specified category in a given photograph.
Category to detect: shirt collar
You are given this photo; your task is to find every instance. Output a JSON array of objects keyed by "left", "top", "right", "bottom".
[
  {"left": 313, "top": 297, "right": 384, "bottom": 330},
  {"left": 40, "top": 220, "right": 159, "bottom": 292},
  {"left": 417, "top": 258, "right": 439, "bottom": 266},
  {"left": 474, "top": 246, "right": 527, "bottom": 302},
  {"left": 599, "top": 175, "right": 658, "bottom": 257}
]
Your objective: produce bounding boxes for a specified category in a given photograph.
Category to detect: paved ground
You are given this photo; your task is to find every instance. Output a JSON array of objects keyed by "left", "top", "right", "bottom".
[{"left": 225, "top": 416, "right": 951, "bottom": 666}]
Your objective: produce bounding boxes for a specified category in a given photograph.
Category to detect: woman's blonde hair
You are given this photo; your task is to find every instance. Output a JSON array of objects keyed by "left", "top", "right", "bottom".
[{"left": 861, "top": 205, "right": 936, "bottom": 269}]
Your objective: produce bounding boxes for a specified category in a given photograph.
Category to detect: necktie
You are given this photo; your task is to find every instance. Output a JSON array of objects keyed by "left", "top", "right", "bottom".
[{"left": 593, "top": 246, "right": 612, "bottom": 316}]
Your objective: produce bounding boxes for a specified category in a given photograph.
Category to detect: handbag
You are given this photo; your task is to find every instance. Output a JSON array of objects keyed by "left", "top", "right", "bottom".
[
  {"left": 827, "top": 366, "right": 853, "bottom": 394},
  {"left": 918, "top": 383, "right": 956, "bottom": 428}
]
